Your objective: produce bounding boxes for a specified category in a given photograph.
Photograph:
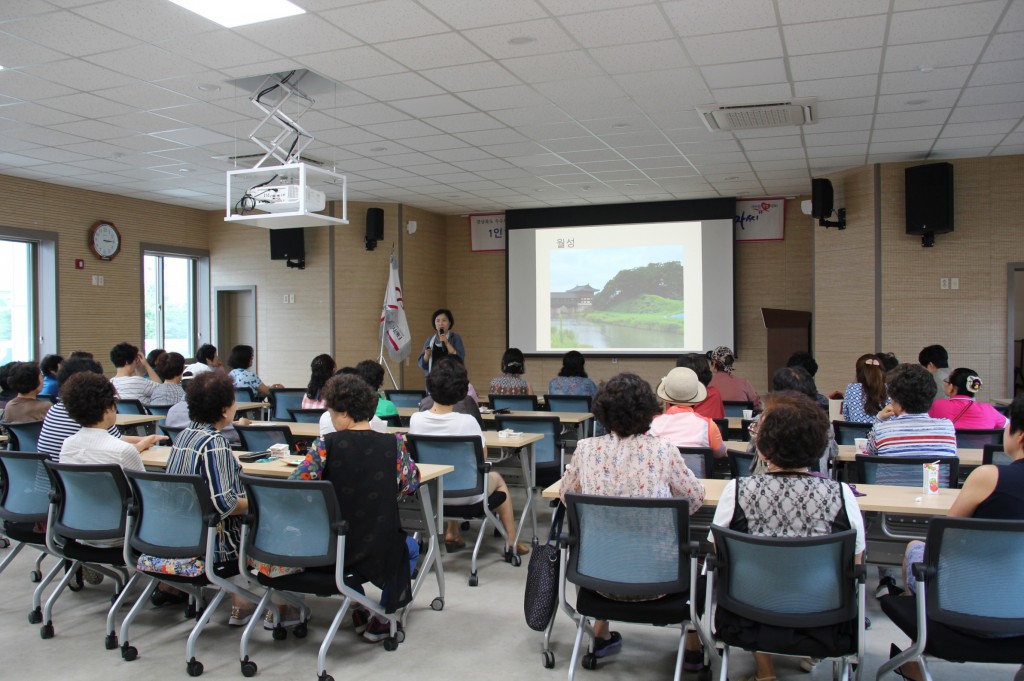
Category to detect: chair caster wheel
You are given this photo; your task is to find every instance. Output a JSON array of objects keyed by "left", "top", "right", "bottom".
[
  {"left": 468, "top": 573, "right": 478, "bottom": 587},
  {"left": 383, "top": 636, "right": 398, "bottom": 651},
  {"left": 317, "top": 673, "right": 334, "bottom": 681},
  {"left": 240, "top": 658, "right": 257, "bottom": 677},
  {"left": 582, "top": 653, "right": 598, "bottom": 670},
  {"left": 272, "top": 625, "right": 287, "bottom": 641},
  {"left": 121, "top": 644, "right": 138, "bottom": 661},
  {"left": 185, "top": 603, "right": 197, "bottom": 619},
  {"left": 504, "top": 549, "right": 522, "bottom": 567},
  {"left": 697, "top": 667, "right": 712, "bottom": 681},
  {"left": 68, "top": 567, "right": 84, "bottom": 592},
  {"left": 294, "top": 622, "right": 308, "bottom": 639},
  {"left": 40, "top": 623, "right": 54, "bottom": 639},
  {"left": 105, "top": 632, "right": 118, "bottom": 649},
  {"left": 186, "top": 658, "right": 204, "bottom": 676},
  {"left": 543, "top": 651, "right": 555, "bottom": 668},
  {"left": 30, "top": 570, "right": 41, "bottom": 583},
  {"left": 460, "top": 521, "right": 470, "bottom": 531},
  {"left": 395, "top": 628, "right": 406, "bottom": 643},
  {"left": 430, "top": 597, "right": 444, "bottom": 611},
  {"left": 27, "top": 608, "right": 42, "bottom": 624}
]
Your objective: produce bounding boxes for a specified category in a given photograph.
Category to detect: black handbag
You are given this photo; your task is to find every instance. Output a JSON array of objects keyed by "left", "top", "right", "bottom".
[{"left": 523, "top": 503, "right": 565, "bottom": 631}]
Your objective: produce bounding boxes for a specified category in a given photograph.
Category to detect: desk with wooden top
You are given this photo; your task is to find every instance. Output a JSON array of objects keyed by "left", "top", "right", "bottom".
[
  {"left": 723, "top": 440, "right": 986, "bottom": 472},
  {"left": 115, "top": 413, "right": 163, "bottom": 435},
  {"left": 235, "top": 401, "right": 267, "bottom": 416},
  {"left": 394, "top": 407, "right": 594, "bottom": 433},
  {"left": 141, "top": 446, "right": 453, "bottom": 613}
]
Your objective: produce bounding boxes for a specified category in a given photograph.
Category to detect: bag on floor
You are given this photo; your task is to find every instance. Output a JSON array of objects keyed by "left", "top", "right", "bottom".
[{"left": 524, "top": 503, "right": 565, "bottom": 631}]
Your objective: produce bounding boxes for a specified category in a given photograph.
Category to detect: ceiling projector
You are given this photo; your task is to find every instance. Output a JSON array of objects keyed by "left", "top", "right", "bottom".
[{"left": 252, "top": 184, "right": 326, "bottom": 213}]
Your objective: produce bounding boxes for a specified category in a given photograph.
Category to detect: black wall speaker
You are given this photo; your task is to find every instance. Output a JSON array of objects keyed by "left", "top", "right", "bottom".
[
  {"left": 905, "top": 162, "right": 954, "bottom": 236},
  {"left": 365, "top": 207, "right": 384, "bottom": 251},
  {"left": 811, "top": 178, "right": 833, "bottom": 219},
  {"left": 269, "top": 228, "right": 304, "bottom": 260}
]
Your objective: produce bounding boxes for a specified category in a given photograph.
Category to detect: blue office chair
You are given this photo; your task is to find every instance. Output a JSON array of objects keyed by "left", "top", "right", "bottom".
[
  {"left": 982, "top": 443, "right": 1011, "bottom": 465},
  {"left": 878, "top": 517, "right": 1024, "bottom": 681},
  {"left": 561, "top": 493, "right": 707, "bottom": 679},
  {"left": 722, "top": 400, "right": 754, "bottom": 418},
  {"left": 234, "top": 387, "right": 259, "bottom": 405},
  {"left": 5, "top": 420, "right": 44, "bottom": 452},
  {"left": 489, "top": 393, "right": 539, "bottom": 411},
  {"left": 833, "top": 420, "right": 872, "bottom": 445},
  {"left": 269, "top": 388, "right": 305, "bottom": 421},
  {"left": 146, "top": 403, "right": 174, "bottom": 417},
  {"left": 494, "top": 414, "right": 564, "bottom": 488},
  {"left": 385, "top": 390, "right": 426, "bottom": 409},
  {"left": 708, "top": 526, "right": 865, "bottom": 681},
  {"left": 677, "top": 446, "right": 715, "bottom": 479},
  {"left": 855, "top": 454, "right": 960, "bottom": 488},
  {"left": 40, "top": 461, "right": 132, "bottom": 643},
  {"left": 727, "top": 449, "right": 756, "bottom": 478},
  {"left": 159, "top": 425, "right": 185, "bottom": 446},
  {"left": 116, "top": 399, "right": 148, "bottom": 415},
  {"left": 235, "top": 425, "right": 298, "bottom": 453},
  {"left": 543, "top": 394, "right": 591, "bottom": 413},
  {"left": 288, "top": 408, "right": 323, "bottom": 424},
  {"left": 406, "top": 434, "right": 518, "bottom": 586},
  {"left": 954, "top": 428, "right": 1003, "bottom": 449}
]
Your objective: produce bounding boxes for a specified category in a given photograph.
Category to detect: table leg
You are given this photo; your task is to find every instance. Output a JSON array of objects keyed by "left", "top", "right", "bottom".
[
  {"left": 512, "top": 442, "right": 537, "bottom": 549},
  {"left": 406, "top": 476, "right": 445, "bottom": 616}
]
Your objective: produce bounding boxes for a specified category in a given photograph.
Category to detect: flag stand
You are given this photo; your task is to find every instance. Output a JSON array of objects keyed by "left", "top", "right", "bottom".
[{"left": 377, "top": 245, "right": 400, "bottom": 389}]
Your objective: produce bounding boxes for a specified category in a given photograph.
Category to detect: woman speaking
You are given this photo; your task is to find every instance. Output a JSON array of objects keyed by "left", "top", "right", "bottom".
[{"left": 417, "top": 308, "right": 465, "bottom": 375}]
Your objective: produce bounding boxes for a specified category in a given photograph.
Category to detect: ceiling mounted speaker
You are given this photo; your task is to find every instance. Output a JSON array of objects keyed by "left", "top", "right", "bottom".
[{"left": 696, "top": 97, "right": 817, "bottom": 132}]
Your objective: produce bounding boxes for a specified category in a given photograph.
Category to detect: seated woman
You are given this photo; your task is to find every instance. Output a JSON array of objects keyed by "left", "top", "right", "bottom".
[
  {"left": 891, "top": 394, "right": 1024, "bottom": 680},
  {"left": 149, "top": 352, "right": 186, "bottom": 405},
  {"left": 355, "top": 359, "right": 400, "bottom": 420},
  {"left": 548, "top": 350, "right": 597, "bottom": 398},
  {"left": 489, "top": 347, "right": 532, "bottom": 396},
  {"left": 410, "top": 358, "right": 527, "bottom": 555},
  {"left": 708, "top": 346, "right": 762, "bottom": 410},
  {"left": 841, "top": 353, "right": 889, "bottom": 423},
  {"left": 927, "top": 367, "right": 1008, "bottom": 429},
  {"left": 867, "top": 363, "right": 957, "bottom": 483},
  {"left": 39, "top": 353, "right": 62, "bottom": 397},
  {"left": 561, "top": 373, "right": 706, "bottom": 662},
  {"left": 676, "top": 353, "right": 724, "bottom": 419},
  {"left": 0, "top": 361, "right": 52, "bottom": 424},
  {"left": 227, "top": 344, "right": 282, "bottom": 398},
  {"left": 289, "top": 373, "right": 421, "bottom": 642},
  {"left": 152, "top": 372, "right": 255, "bottom": 625},
  {"left": 301, "top": 354, "right": 336, "bottom": 410},
  {"left": 649, "top": 367, "right": 726, "bottom": 457},
  {"left": 711, "top": 391, "right": 866, "bottom": 681}
]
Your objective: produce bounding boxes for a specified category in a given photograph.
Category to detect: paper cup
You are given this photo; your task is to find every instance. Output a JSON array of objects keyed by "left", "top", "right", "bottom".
[
  {"left": 854, "top": 438, "right": 868, "bottom": 455},
  {"left": 742, "top": 409, "right": 753, "bottom": 419}
]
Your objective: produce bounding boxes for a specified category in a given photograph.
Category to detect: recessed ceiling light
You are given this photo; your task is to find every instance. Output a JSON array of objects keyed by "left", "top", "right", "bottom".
[
  {"left": 534, "top": 188, "right": 545, "bottom": 192},
  {"left": 370, "top": 146, "right": 387, "bottom": 152},
  {"left": 612, "top": 122, "right": 631, "bottom": 129},
  {"left": 581, "top": 185, "right": 591, "bottom": 191},
  {"left": 906, "top": 98, "right": 930, "bottom": 106},
  {"left": 0, "top": 65, "right": 5, "bottom": 71},
  {"left": 446, "top": 194, "right": 460, "bottom": 198},
  {"left": 168, "top": 0, "right": 304, "bottom": 28},
  {"left": 624, "top": 183, "right": 639, "bottom": 187},
  {"left": 196, "top": 83, "right": 221, "bottom": 92},
  {"left": 724, "top": 176, "right": 739, "bottom": 181},
  {"left": 178, "top": 167, "right": 194, "bottom": 173},
  {"left": 917, "top": 65, "right": 934, "bottom": 73},
  {"left": 508, "top": 36, "right": 536, "bottom": 45},
  {"left": 111, "top": 152, "right": 124, "bottom": 160}
]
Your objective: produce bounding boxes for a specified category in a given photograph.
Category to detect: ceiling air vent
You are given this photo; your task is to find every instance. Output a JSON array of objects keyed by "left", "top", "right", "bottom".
[{"left": 696, "top": 97, "right": 817, "bottom": 132}]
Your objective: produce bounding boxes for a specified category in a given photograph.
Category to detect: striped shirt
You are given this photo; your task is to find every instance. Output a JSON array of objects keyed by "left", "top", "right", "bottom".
[
  {"left": 149, "top": 382, "right": 185, "bottom": 406},
  {"left": 165, "top": 422, "right": 243, "bottom": 563},
  {"left": 867, "top": 413, "right": 956, "bottom": 485},
  {"left": 111, "top": 375, "right": 157, "bottom": 405},
  {"left": 38, "top": 402, "right": 121, "bottom": 459}
]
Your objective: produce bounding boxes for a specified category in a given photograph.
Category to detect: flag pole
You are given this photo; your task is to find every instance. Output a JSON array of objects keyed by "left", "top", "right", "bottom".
[{"left": 377, "top": 245, "right": 399, "bottom": 389}]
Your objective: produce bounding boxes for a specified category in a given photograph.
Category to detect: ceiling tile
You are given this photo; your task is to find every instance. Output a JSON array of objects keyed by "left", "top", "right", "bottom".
[
  {"left": 362, "top": 119, "right": 443, "bottom": 138},
  {"left": 534, "top": 76, "right": 625, "bottom": 106},
  {"left": 390, "top": 94, "right": 477, "bottom": 118},
  {"left": 559, "top": 4, "right": 674, "bottom": 48},
  {"left": 789, "top": 48, "right": 882, "bottom": 81},
  {"left": 38, "top": 91, "right": 135, "bottom": 118},
  {"left": 880, "top": 66, "right": 972, "bottom": 95},
  {"left": 463, "top": 19, "right": 576, "bottom": 59},
  {"left": 418, "top": 0, "right": 547, "bottom": 29},
  {"left": 299, "top": 46, "right": 406, "bottom": 82},
  {"left": 969, "top": 59, "right": 1024, "bottom": 87},
  {"left": 959, "top": 82, "right": 1024, "bottom": 107},
  {"left": 84, "top": 44, "right": 208, "bottom": 81},
  {"left": 876, "top": 89, "right": 962, "bottom": 113},
  {"left": 49, "top": 119, "right": 128, "bottom": 140},
  {"left": 422, "top": 112, "right": 503, "bottom": 133},
  {"left": 709, "top": 83, "right": 795, "bottom": 105},
  {"left": 0, "top": 102, "right": 83, "bottom": 126},
  {"left": 884, "top": 37, "right": 987, "bottom": 71},
  {"left": 27, "top": 58, "right": 143, "bottom": 97},
  {"left": 399, "top": 134, "right": 471, "bottom": 151},
  {"left": 703, "top": 59, "right": 788, "bottom": 89},
  {"left": 2, "top": 11, "right": 138, "bottom": 57},
  {"left": 871, "top": 125, "right": 941, "bottom": 142},
  {"left": 777, "top": 0, "right": 889, "bottom": 23},
  {"left": 234, "top": 14, "right": 361, "bottom": 57},
  {"left": 948, "top": 102, "right": 1024, "bottom": 124},
  {"left": 588, "top": 39, "right": 692, "bottom": 75},
  {"left": 490, "top": 105, "right": 570, "bottom": 127},
  {"left": 795, "top": 74, "right": 879, "bottom": 100},
  {"left": 162, "top": 32, "right": 282, "bottom": 70},
  {"left": 150, "top": 127, "right": 233, "bottom": 146},
  {"left": 376, "top": 33, "right": 490, "bottom": 70},
  {"left": 458, "top": 85, "right": 548, "bottom": 110},
  {"left": 662, "top": 0, "right": 776, "bottom": 36},
  {"left": 322, "top": 0, "right": 448, "bottom": 42},
  {"left": 95, "top": 83, "right": 197, "bottom": 110},
  {"left": 932, "top": 134, "right": 1003, "bottom": 149},
  {"left": 502, "top": 50, "right": 603, "bottom": 84},
  {"left": 330, "top": 102, "right": 409, "bottom": 126},
  {"left": 456, "top": 128, "right": 529, "bottom": 145},
  {"left": 783, "top": 15, "right": 888, "bottom": 55},
  {"left": 942, "top": 119, "right": 1018, "bottom": 137},
  {"left": 981, "top": 31, "right": 1024, "bottom": 63},
  {"left": 345, "top": 72, "right": 444, "bottom": 101},
  {"left": 420, "top": 62, "right": 522, "bottom": 92},
  {"left": 888, "top": 1, "right": 1005, "bottom": 44},
  {"left": 685, "top": 28, "right": 784, "bottom": 66},
  {"left": 874, "top": 108, "right": 952, "bottom": 128}
]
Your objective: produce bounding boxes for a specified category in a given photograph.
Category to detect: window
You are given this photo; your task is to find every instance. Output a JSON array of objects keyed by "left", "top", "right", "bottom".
[
  {"left": 144, "top": 254, "right": 196, "bottom": 356},
  {"left": 0, "top": 240, "right": 33, "bottom": 363}
]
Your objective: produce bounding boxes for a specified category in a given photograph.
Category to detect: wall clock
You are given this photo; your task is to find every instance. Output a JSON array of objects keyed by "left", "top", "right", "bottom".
[{"left": 88, "top": 220, "right": 121, "bottom": 261}]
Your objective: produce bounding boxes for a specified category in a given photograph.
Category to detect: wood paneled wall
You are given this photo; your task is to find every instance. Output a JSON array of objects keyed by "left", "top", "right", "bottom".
[{"left": 0, "top": 175, "right": 209, "bottom": 367}]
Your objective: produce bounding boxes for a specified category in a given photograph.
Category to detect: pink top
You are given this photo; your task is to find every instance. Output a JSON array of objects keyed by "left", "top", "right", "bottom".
[
  {"left": 649, "top": 405, "right": 724, "bottom": 454},
  {"left": 709, "top": 371, "right": 762, "bottom": 409},
  {"left": 301, "top": 395, "right": 325, "bottom": 410},
  {"left": 927, "top": 396, "right": 1007, "bottom": 430},
  {"left": 560, "top": 433, "right": 705, "bottom": 510}
]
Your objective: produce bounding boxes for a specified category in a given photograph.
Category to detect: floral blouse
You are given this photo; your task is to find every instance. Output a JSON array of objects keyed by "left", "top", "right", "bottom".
[
  {"left": 289, "top": 431, "right": 420, "bottom": 496},
  {"left": 560, "top": 433, "right": 705, "bottom": 511}
]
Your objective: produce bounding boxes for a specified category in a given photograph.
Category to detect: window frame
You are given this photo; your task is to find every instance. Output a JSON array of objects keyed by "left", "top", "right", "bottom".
[
  {"left": 0, "top": 226, "right": 58, "bottom": 361},
  {"left": 140, "top": 243, "right": 210, "bottom": 359}
]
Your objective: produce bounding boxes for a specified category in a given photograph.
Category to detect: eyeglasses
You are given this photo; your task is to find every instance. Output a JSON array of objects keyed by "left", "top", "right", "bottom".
[{"left": 747, "top": 421, "right": 759, "bottom": 437}]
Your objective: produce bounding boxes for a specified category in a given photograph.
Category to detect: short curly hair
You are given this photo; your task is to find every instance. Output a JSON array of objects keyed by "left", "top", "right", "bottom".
[
  {"left": 426, "top": 358, "right": 469, "bottom": 406},
  {"left": 40, "top": 354, "right": 63, "bottom": 378},
  {"left": 592, "top": 373, "right": 660, "bottom": 437},
  {"left": 675, "top": 353, "right": 712, "bottom": 386},
  {"left": 8, "top": 362, "right": 43, "bottom": 395},
  {"left": 61, "top": 372, "right": 117, "bottom": 427},
  {"left": 56, "top": 357, "right": 104, "bottom": 385},
  {"left": 355, "top": 359, "right": 385, "bottom": 390},
  {"left": 186, "top": 371, "right": 235, "bottom": 424},
  {"left": 155, "top": 352, "right": 185, "bottom": 381},
  {"left": 109, "top": 342, "right": 138, "bottom": 368},
  {"left": 322, "top": 373, "right": 378, "bottom": 422},
  {"left": 886, "top": 363, "right": 936, "bottom": 414},
  {"left": 756, "top": 391, "right": 829, "bottom": 469}
]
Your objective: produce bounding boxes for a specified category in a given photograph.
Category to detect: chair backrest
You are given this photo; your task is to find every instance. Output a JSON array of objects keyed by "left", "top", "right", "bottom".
[
  {"left": 855, "top": 454, "right": 959, "bottom": 488},
  {"left": 5, "top": 420, "right": 44, "bottom": 452},
  {"left": 123, "top": 469, "right": 211, "bottom": 558},
  {"left": 954, "top": 428, "right": 1003, "bottom": 449},
  {"left": 0, "top": 451, "right": 52, "bottom": 522},
  {"left": 43, "top": 461, "right": 130, "bottom": 542},
  {"left": 543, "top": 394, "right": 591, "bottom": 414},
  {"left": 385, "top": 390, "right": 426, "bottom": 408},
  {"left": 489, "top": 393, "right": 539, "bottom": 411},
  {"left": 677, "top": 446, "right": 715, "bottom": 479},
  {"left": 711, "top": 525, "right": 859, "bottom": 629},
  {"left": 982, "top": 444, "right": 1012, "bottom": 466},
  {"left": 832, "top": 420, "right": 873, "bottom": 445},
  {"left": 146, "top": 404, "right": 174, "bottom": 417},
  {"left": 494, "top": 415, "right": 562, "bottom": 468},
  {"left": 288, "top": 409, "right": 324, "bottom": 424},
  {"left": 727, "top": 449, "right": 755, "bottom": 479},
  {"left": 739, "top": 418, "right": 756, "bottom": 442},
  {"left": 564, "top": 493, "right": 691, "bottom": 598},
  {"left": 235, "top": 425, "right": 295, "bottom": 452},
  {"left": 39, "top": 394, "right": 58, "bottom": 404},
  {"left": 234, "top": 387, "right": 258, "bottom": 405},
  {"left": 922, "top": 517, "right": 1024, "bottom": 635},
  {"left": 269, "top": 388, "right": 306, "bottom": 421},
  {"left": 240, "top": 475, "right": 339, "bottom": 569},
  {"left": 379, "top": 413, "right": 402, "bottom": 428},
  {"left": 406, "top": 434, "right": 485, "bottom": 499},
  {"left": 159, "top": 425, "right": 186, "bottom": 446},
  {"left": 712, "top": 418, "right": 730, "bottom": 441},
  {"left": 116, "top": 399, "right": 148, "bottom": 415},
  {"left": 722, "top": 400, "right": 754, "bottom": 417}
]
